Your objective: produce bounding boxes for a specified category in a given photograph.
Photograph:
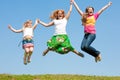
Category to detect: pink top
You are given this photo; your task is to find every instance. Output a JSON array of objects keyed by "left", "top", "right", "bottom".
[{"left": 84, "top": 13, "right": 99, "bottom": 34}]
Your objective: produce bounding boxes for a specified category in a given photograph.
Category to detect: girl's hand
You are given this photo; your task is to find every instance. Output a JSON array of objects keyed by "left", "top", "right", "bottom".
[
  {"left": 8, "top": 25, "right": 12, "bottom": 29},
  {"left": 35, "top": 19, "right": 39, "bottom": 24},
  {"left": 38, "top": 19, "right": 41, "bottom": 23},
  {"left": 37, "top": 19, "right": 41, "bottom": 23}
]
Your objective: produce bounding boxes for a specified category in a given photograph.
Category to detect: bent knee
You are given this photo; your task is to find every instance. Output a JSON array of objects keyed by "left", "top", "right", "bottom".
[
  {"left": 81, "top": 46, "right": 85, "bottom": 51},
  {"left": 81, "top": 45, "right": 88, "bottom": 51}
]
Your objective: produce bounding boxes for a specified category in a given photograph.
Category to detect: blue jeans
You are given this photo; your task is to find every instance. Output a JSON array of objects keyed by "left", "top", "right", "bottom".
[{"left": 81, "top": 33, "right": 100, "bottom": 57}]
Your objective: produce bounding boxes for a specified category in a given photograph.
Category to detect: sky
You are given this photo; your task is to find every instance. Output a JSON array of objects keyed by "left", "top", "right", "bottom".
[{"left": 0, "top": 0, "right": 120, "bottom": 76}]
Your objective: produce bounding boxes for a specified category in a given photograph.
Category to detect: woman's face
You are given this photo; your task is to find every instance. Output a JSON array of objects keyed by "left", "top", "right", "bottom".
[
  {"left": 87, "top": 8, "right": 94, "bottom": 16},
  {"left": 57, "top": 10, "right": 64, "bottom": 19}
]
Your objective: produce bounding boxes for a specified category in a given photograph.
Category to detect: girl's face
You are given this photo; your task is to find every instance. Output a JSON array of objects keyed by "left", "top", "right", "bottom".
[
  {"left": 24, "top": 21, "right": 32, "bottom": 27},
  {"left": 26, "top": 21, "right": 32, "bottom": 27},
  {"left": 57, "top": 10, "right": 64, "bottom": 19},
  {"left": 87, "top": 8, "right": 94, "bottom": 16}
]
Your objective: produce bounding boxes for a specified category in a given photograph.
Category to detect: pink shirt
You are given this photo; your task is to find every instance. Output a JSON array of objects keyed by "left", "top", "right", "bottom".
[{"left": 84, "top": 13, "right": 99, "bottom": 34}]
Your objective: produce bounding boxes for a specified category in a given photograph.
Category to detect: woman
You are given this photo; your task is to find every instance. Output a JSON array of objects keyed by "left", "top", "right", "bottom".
[{"left": 38, "top": 1, "right": 84, "bottom": 58}]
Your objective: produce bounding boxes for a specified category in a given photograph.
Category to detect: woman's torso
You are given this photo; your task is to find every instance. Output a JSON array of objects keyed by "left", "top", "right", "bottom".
[{"left": 53, "top": 18, "right": 67, "bottom": 35}]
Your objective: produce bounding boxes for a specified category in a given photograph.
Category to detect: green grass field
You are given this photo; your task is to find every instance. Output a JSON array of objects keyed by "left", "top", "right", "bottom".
[{"left": 0, "top": 74, "right": 120, "bottom": 80}]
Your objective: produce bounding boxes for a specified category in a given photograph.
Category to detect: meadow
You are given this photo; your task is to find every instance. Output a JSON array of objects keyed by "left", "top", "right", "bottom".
[{"left": 0, "top": 74, "right": 120, "bottom": 80}]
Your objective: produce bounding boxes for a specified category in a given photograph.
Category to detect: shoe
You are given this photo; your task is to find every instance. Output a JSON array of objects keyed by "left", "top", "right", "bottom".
[
  {"left": 42, "top": 49, "right": 49, "bottom": 56},
  {"left": 27, "top": 59, "right": 31, "bottom": 63},
  {"left": 95, "top": 54, "right": 101, "bottom": 62},
  {"left": 78, "top": 52, "right": 84, "bottom": 58},
  {"left": 24, "top": 62, "right": 27, "bottom": 65}
]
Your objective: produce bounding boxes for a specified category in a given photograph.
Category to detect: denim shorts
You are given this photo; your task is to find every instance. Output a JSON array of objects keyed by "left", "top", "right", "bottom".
[{"left": 22, "top": 39, "right": 34, "bottom": 49}]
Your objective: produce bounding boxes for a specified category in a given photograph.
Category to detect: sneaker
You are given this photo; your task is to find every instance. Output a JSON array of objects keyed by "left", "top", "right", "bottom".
[
  {"left": 78, "top": 52, "right": 84, "bottom": 58},
  {"left": 24, "top": 62, "right": 27, "bottom": 65},
  {"left": 95, "top": 54, "right": 101, "bottom": 62},
  {"left": 42, "top": 49, "right": 49, "bottom": 56},
  {"left": 27, "top": 59, "right": 31, "bottom": 63}
]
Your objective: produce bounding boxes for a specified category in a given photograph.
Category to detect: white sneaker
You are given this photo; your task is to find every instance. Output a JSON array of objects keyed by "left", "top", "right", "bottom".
[{"left": 95, "top": 54, "right": 101, "bottom": 62}]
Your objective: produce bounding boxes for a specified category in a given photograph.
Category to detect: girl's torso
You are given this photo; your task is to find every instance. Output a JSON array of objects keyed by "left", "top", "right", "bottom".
[
  {"left": 23, "top": 27, "right": 33, "bottom": 39},
  {"left": 84, "top": 13, "right": 99, "bottom": 34}
]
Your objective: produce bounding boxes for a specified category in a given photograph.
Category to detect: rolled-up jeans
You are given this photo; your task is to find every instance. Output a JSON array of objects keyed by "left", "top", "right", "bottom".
[{"left": 81, "top": 33, "right": 100, "bottom": 57}]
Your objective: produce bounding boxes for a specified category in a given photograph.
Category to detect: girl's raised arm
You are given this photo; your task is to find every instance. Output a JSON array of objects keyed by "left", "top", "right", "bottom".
[
  {"left": 73, "top": 0, "right": 83, "bottom": 16},
  {"left": 98, "top": 2, "right": 112, "bottom": 15},
  {"left": 38, "top": 19, "right": 54, "bottom": 27},
  {"left": 8, "top": 25, "right": 23, "bottom": 33},
  {"left": 32, "top": 19, "right": 39, "bottom": 30}
]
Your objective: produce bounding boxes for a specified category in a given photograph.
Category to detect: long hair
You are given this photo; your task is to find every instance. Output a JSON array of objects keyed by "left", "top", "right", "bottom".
[
  {"left": 81, "top": 6, "right": 94, "bottom": 25},
  {"left": 50, "top": 9, "right": 65, "bottom": 20}
]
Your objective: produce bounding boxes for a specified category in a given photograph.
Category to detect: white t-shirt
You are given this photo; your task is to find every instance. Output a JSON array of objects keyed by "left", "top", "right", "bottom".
[
  {"left": 53, "top": 18, "right": 67, "bottom": 35},
  {"left": 23, "top": 27, "right": 33, "bottom": 37}
]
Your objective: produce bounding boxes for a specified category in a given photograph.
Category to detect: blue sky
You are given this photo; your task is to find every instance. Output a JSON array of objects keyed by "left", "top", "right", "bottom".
[{"left": 0, "top": 0, "right": 120, "bottom": 76}]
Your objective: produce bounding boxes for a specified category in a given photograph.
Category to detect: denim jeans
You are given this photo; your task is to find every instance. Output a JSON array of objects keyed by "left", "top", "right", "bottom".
[{"left": 81, "top": 33, "right": 100, "bottom": 57}]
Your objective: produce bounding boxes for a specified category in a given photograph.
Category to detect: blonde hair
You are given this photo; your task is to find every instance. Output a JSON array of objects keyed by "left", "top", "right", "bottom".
[
  {"left": 23, "top": 20, "right": 32, "bottom": 28},
  {"left": 50, "top": 9, "right": 65, "bottom": 20}
]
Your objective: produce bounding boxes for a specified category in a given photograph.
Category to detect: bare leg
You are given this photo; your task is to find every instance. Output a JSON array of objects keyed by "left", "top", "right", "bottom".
[
  {"left": 27, "top": 47, "right": 33, "bottom": 63},
  {"left": 27, "top": 52, "right": 32, "bottom": 63},
  {"left": 43, "top": 48, "right": 50, "bottom": 56},
  {"left": 24, "top": 48, "right": 29, "bottom": 65},
  {"left": 23, "top": 52, "right": 27, "bottom": 65},
  {"left": 72, "top": 50, "right": 84, "bottom": 58}
]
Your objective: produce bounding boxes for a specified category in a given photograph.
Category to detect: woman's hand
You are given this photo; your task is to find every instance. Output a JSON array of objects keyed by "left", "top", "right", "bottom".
[
  {"left": 70, "top": 0, "right": 74, "bottom": 4},
  {"left": 108, "top": 2, "right": 112, "bottom": 6}
]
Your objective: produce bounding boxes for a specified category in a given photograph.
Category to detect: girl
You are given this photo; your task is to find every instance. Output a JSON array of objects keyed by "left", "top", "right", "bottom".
[
  {"left": 8, "top": 19, "right": 39, "bottom": 65},
  {"left": 38, "top": 1, "right": 84, "bottom": 58},
  {"left": 72, "top": 0, "right": 112, "bottom": 62}
]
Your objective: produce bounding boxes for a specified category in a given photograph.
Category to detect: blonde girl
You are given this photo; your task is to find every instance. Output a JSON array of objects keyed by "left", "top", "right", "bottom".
[{"left": 8, "top": 19, "right": 39, "bottom": 65}]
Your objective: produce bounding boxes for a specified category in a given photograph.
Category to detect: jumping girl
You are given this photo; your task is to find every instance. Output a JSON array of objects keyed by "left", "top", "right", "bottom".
[
  {"left": 72, "top": 0, "right": 112, "bottom": 62},
  {"left": 8, "top": 19, "right": 39, "bottom": 65}
]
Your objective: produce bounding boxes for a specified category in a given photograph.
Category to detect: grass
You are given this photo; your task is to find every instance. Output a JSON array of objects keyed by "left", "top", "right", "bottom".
[{"left": 0, "top": 74, "right": 120, "bottom": 80}]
